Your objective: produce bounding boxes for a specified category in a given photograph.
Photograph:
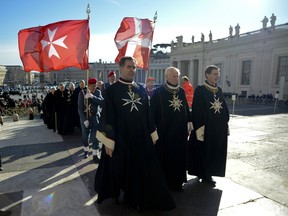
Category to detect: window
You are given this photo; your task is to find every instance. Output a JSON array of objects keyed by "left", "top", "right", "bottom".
[
  {"left": 172, "top": 61, "right": 178, "bottom": 68},
  {"left": 276, "top": 56, "right": 288, "bottom": 84},
  {"left": 241, "top": 91, "right": 247, "bottom": 97},
  {"left": 150, "top": 69, "right": 154, "bottom": 78},
  {"left": 241, "top": 60, "right": 252, "bottom": 85},
  {"left": 155, "top": 69, "right": 159, "bottom": 82}
]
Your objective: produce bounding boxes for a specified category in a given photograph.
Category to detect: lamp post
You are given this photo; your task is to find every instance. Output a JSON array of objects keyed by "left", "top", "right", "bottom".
[
  {"left": 40, "top": 73, "right": 45, "bottom": 90},
  {"left": 232, "top": 94, "right": 236, "bottom": 116},
  {"left": 274, "top": 92, "right": 279, "bottom": 114}
]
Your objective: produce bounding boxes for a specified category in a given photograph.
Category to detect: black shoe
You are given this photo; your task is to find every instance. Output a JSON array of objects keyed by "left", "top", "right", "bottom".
[
  {"left": 96, "top": 195, "right": 103, "bottom": 204},
  {"left": 84, "top": 151, "right": 89, "bottom": 158},
  {"left": 128, "top": 204, "right": 140, "bottom": 213},
  {"left": 93, "top": 155, "right": 100, "bottom": 163},
  {"left": 202, "top": 177, "right": 216, "bottom": 186}
]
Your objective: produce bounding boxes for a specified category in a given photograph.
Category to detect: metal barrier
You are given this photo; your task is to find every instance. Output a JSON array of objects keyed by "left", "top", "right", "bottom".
[{"left": 225, "top": 98, "right": 275, "bottom": 105}]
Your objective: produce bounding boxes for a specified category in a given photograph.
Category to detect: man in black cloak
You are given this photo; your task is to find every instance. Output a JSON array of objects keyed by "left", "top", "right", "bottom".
[
  {"left": 54, "top": 83, "right": 69, "bottom": 135},
  {"left": 94, "top": 56, "right": 175, "bottom": 212},
  {"left": 65, "top": 82, "right": 80, "bottom": 134},
  {"left": 43, "top": 87, "right": 56, "bottom": 131},
  {"left": 187, "top": 65, "right": 229, "bottom": 186},
  {"left": 150, "top": 66, "right": 189, "bottom": 191},
  {"left": 74, "top": 80, "right": 86, "bottom": 130}
]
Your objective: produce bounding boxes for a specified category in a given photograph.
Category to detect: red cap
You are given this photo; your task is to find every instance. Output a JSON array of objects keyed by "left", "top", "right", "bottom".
[
  {"left": 108, "top": 71, "right": 116, "bottom": 78},
  {"left": 146, "top": 77, "right": 155, "bottom": 81},
  {"left": 88, "top": 78, "right": 97, "bottom": 85}
]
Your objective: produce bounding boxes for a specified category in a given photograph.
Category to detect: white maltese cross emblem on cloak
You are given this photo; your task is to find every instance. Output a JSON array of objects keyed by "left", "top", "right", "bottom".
[
  {"left": 122, "top": 92, "right": 142, "bottom": 112},
  {"left": 169, "top": 95, "right": 183, "bottom": 111},
  {"left": 210, "top": 97, "right": 223, "bottom": 114}
]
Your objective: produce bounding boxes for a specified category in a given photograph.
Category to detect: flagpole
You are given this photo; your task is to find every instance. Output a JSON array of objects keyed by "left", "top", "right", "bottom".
[
  {"left": 86, "top": 3, "right": 90, "bottom": 118},
  {"left": 145, "top": 11, "right": 157, "bottom": 86}
]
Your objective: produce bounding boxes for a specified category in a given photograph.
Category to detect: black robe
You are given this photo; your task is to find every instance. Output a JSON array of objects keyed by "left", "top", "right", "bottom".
[
  {"left": 74, "top": 86, "right": 86, "bottom": 129},
  {"left": 94, "top": 80, "right": 175, "bottom": 211},
  {"left": 63, "top": 89, "right": 78, "bottom": 133},
  {"left": 54, "top": 89, "right": 69, "bottom": 135},
  {"left": 187, "top": 82, "right": 229, "bottom": 178},
  {"left": 150, "top": 84, "right": 189, "bottom": 190},
  {"left": 43, "top": 92, "right": 56, "bottom": 131}
]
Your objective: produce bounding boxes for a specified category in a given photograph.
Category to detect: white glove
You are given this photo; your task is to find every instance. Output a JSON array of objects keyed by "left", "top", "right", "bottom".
[
  {"left": 85, "top": 92, "right": 93, "bottom": 99},
  {"left": 84, "top": 120, "right": 89, "bottom": 128}
]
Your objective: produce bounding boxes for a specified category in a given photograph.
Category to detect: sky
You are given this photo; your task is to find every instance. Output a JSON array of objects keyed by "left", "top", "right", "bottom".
[{"left": 0, "top": 0, "right": 288, "bottom": 66}]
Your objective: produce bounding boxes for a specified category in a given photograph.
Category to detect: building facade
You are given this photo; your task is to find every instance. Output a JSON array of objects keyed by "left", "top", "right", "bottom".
[
  {"left": 44, "top": 66, "right": 87, "bottom": 85},
  {"left": 3, "top": 52, "right": 170, "bottom": 87},
  {"left": 149, "top": 51, "right": 170, "bottom": 84},
  {"left": 7, "top": 19, "right": 288, "bottom": 100},
  {"left": 3, "top": 65, "right": 33, "bottom": 86},
  {"left": 170, "top": 21, "right": 288, "bottom": 100},
  {"left": 0, "top": 65, "right": 7, "bottom": 86},
  {"left": 44, "top": 52, "right": 170, "bottom": 85}
]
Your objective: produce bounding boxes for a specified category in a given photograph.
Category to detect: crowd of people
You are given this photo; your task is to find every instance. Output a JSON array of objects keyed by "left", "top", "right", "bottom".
[
  {"left": 4, "top": 56, "right": 229, "bottom": 213},
  {"left": 0, "top": 91, "right": 44, "bottom": 121}
]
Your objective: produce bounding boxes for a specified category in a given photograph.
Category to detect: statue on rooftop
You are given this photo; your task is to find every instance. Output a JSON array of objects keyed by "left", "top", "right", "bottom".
[
  {"left": 270, "top": 13, "right": 276, "bottom": 28},
  {"left": 235, "top": 23, "right": 240, "bottom": 36},
  {"left": 261, "top": 16, "right": 269, "bottom": 29},
  {"left": 229, "top": 25, "right": 233, "bottom": 37},
  {"left": 201, "top": 33, "right": 204, "bottom": 42},
  {"left": 209, "top": 31, "right": 212, "bottom": 42},
  {"left": 192, "top": 35, "right": 195, "bottom": 43},
  {"left": 176, "top": 35, "right": 183, "bottom": 46}
]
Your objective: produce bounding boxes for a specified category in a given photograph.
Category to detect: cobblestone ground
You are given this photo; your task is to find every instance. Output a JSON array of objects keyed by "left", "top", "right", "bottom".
[{"left": 227, "top": 113, "right": 288, "bottom": 206}]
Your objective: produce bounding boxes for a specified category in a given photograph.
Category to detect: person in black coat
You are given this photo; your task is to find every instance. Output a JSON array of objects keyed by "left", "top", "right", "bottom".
[
  {"left": 43, "top": 88, "right": 56, "bottom": 131},
  {"left": 187, "top": 65, "right": 229, "bottom": 187},
  {"left": 150, "top": 66, "right": 189, "bottom": 192},
  {"left": 54, "top": 83, "right": 69, "bottom": 135},
  {"left": 74, "top": 80, "right": 86, "bottom": 130}
]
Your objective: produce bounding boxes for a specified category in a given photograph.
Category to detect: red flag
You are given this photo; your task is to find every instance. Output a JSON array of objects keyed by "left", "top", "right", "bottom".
[
  {"left": 114, "top": 17, "right": 154, "bottom": 69},
  {"left": 18, "top": 19, "right": 90, "bottom": 72}
]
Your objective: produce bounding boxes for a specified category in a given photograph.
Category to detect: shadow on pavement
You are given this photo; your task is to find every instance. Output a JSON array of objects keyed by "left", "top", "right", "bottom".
[{"left": 1, "top": 128, "right": 222, "bottom": 216}]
